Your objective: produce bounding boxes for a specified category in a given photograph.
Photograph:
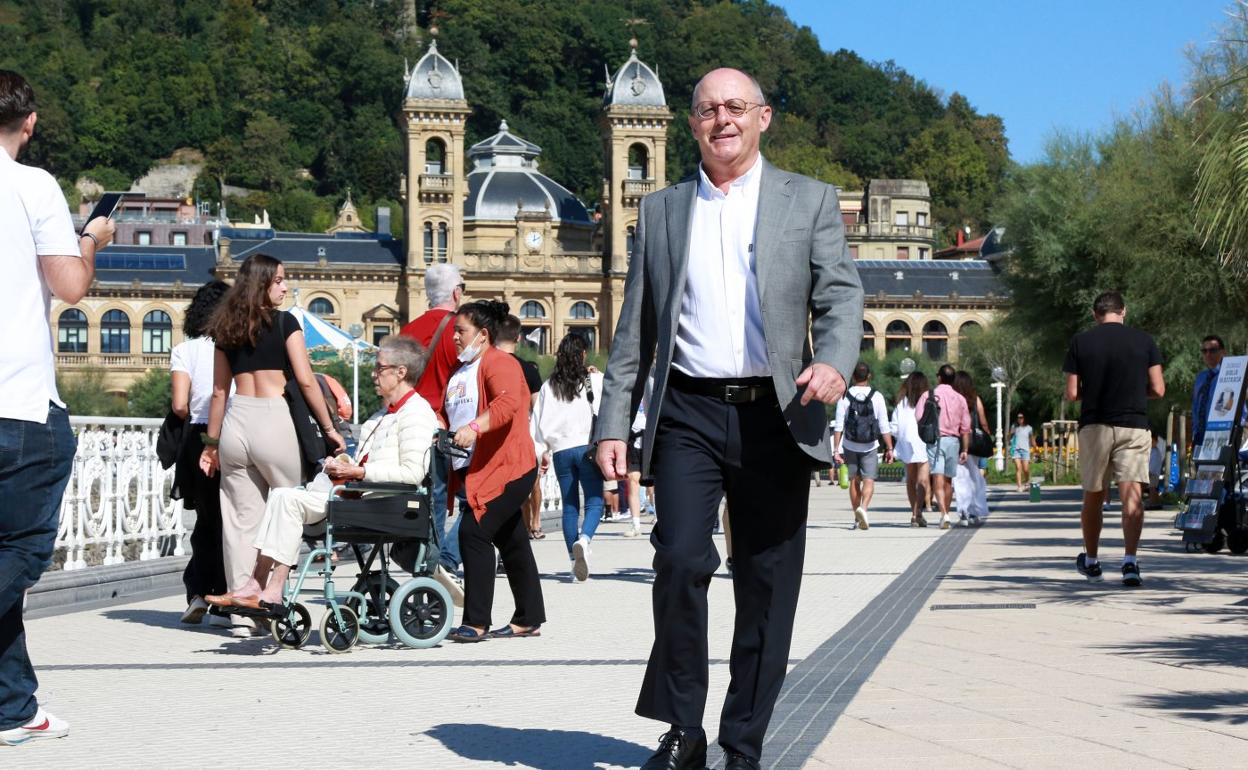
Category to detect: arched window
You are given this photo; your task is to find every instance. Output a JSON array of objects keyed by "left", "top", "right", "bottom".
[
  {"left": 308, "top": 298, "right": 335, "bottom": 318},
  {"left": 58, "top": 309, "right": 88, "bottom": 353},
  {"left": 519, "top": 301, "right": 548, "bottom": 353},
  {"left": 628, "top": 144, "right": 649, "bottom": 180},
  {"left": 142, "top": 310, "right": 173, "bottom": 354},
  {"left": 423, "top": 222, "right": 434, "bottom": 264},
  {"left": 101, "top": 309, "right": 131, "bottom": 354},
  {"left": 569, "top": 301, "right": 595, "bottom": 320},
  {"left": 860, "top": 320, "right": 875, "bottom": 353},
  {"left": 437, "top": 222, "right": 448, "bottom": 262},
  {"left": 626, "top": 224, "right": 636, "bottom": 257},
  {"left": 519, "top": 301, "right": 546, "bottom": 319},
  {"left": 959, "top": 321, "right": 982, "bottom": 340},
  {"left": 884, "top": 320, "right": 911, "bottom": 353},
  {"left": 425, "top": 138, "right": 446, "bottom": 175},
  {"left": 922, "top": 320, "right": 948, "bottom": 361}
]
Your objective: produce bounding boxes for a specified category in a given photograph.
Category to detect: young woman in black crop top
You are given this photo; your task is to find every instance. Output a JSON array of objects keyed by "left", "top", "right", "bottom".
[{"left": 197, "top": 254, "right": 344, "bottom": 637}]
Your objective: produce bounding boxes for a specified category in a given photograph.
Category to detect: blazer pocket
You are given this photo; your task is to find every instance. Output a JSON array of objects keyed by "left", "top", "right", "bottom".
[{"left": 781, "top": 228, "right": 810, "bottom": 242}]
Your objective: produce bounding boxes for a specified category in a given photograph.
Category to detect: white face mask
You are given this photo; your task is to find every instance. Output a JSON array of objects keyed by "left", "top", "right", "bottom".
[{"left": 457, "top": 331, "right": 485, "bottom": 363}]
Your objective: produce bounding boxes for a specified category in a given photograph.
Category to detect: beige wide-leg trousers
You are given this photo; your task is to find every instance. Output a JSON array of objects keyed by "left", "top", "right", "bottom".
[
  {"left": 218, "top": 395, "right": 301, "bottom": 594},
  {"left": 253, "top": 487, "right": 328, "bottom": 567}
]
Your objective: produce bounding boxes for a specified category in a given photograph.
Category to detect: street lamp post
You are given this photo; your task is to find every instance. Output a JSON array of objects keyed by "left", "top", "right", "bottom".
[
  {"left": 991, "top": 366, "right": 1006, "bottom": 472},
  {"left": 348, "top": 323, "right": 365, "bottom": 421}
]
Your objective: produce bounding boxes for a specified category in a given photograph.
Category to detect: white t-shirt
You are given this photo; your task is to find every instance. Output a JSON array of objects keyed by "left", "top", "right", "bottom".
[
  {"left": 169, "top": 337, "right": 218, "bottom": 424},
  {"left": 0, "top": 146, "right": 82, "bottom": 423},
  {"left": 833, "top": 385, "right": 891, "bottom": 453},
  {"left": 532, "top": 371, "right": 604, "bottom": 456},
  {"left": 444, "top": 358, "right": 481, "bottom": 470}
]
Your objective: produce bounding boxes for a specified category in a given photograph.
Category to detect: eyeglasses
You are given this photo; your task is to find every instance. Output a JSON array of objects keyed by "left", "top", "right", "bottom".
[
  {"left": 373, "top": 363, "right": 400, "bottom": 376},
  {"left": 457, "top": 283, "right": 466, "bottom": 293},
  {"left": 691, "top": 99, "right": 764, "bottom": 120},
  {"left": 1201, "top": 347, "right": 1221, "bottom": 354}
]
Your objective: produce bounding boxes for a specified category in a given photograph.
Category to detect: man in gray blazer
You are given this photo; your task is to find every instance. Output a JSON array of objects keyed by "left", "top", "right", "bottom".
[{"left": 594, "top": 68, "right": 864, "bottom": 770}]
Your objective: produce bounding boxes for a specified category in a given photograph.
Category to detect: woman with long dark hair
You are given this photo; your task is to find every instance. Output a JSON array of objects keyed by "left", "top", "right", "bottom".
[
  {"left": 172, "top": 280, "right": 230, "bottom": 627},
  {"left": 443, "top": 300, "right": 544, "bottom": 642},
  {"left": 533, "top": 333, "right": 604, "bottom": 581},
  {"left": 198, "top": 254, "right": 344, "bottom": 637},
  {"left": 952, "top": 370, "right": 990, "bottom": 525},
  {"left": 891, "top": 370, "right": 932, "bottom": 526}
]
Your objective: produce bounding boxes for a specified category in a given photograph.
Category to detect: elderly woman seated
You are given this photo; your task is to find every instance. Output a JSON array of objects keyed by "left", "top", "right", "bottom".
[{"left": 207, "top": 335, "right": 438, "bottom": 612}]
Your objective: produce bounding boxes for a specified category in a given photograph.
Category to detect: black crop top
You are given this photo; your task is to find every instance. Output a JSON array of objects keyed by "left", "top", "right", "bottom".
[{"left": 219, "top": 310, "right": 301, "bottom": 374}]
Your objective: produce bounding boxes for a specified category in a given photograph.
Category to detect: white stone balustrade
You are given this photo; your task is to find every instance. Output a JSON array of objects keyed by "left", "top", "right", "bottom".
[{"left": 57, "top": 416, "right": 185, "bottom": 571}]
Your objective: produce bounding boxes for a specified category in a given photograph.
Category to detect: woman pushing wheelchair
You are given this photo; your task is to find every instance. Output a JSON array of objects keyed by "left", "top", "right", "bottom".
[{"left": 206, "top": 335, "right": 437, "bottom": 613}]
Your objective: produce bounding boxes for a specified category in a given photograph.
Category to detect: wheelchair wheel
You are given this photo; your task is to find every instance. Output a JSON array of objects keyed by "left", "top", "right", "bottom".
[
  {"left": 1204, "top": 529, "right": 1226, "bottom": 554},
  {"left": 320, "top": 605, "right": 360, "bottom": 653},
  {"left": 346, "top": 573, "right": 399, "bottom": 645},
  {"left": 388, "top": 577, "right": 453, "bottom": 649},
  {"left": 270, "top": 602, "right": 313, "bottom": 649},
  {"left": 1229, "top": 529, "right": 1248, "bottom": 555}
]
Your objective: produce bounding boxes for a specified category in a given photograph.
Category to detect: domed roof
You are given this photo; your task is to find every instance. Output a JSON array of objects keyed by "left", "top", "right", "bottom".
[
  {"left": 464, "top": 121, "right": 591, "bottom": 225},
  {"left": 603, "top": 45, "right": 666, "bottom": 109},
  {"left": 405, "top": 39, "right": 465, "bottom": 101}
]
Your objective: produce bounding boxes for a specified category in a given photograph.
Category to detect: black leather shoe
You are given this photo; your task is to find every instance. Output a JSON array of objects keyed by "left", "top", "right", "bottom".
[
  {"left": 640, "top": 726, "right": 707, "bottom": 770},
  {"left": 724, "top": 751, "right": 760, "bottom": 770}
]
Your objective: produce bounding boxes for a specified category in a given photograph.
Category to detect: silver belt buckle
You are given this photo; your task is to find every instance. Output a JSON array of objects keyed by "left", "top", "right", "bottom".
[{"left": 723, "top": 384, "right": 749, "bottom": 404}]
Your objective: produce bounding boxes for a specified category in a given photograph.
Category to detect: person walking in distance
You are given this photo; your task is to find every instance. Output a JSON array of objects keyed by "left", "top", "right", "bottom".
[
  {"left": 0, "top": 70, "right": 116, "bottom": 745},
  {"left": 832, "top": 362, "right": 893, "bottom": 530},
  {"left": 914, "top": 364, "right": 970, "bottom": 530},
  {"left": 891, "top": 370, "right": 932, "bottom": 527},
  {"left": 1064, "top": 291, "right": 1164, "bottom": 586},
  {"left": 594, "top": 67, "right": 864, "bottom": 770},
  {"left": 400, "top": 263, "right": 466, "bottom": 581},
  {"left": 1010, "top": 412, "right": 1036, "bottom": 493}
]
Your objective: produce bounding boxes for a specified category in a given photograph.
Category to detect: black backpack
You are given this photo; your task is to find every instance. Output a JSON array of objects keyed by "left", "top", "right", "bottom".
[
  {"left": 844, "top": 388, "right": 880, "bottom": 444},
  {"left": 916, "top": 389, "right": 941, "bottom": 445}
]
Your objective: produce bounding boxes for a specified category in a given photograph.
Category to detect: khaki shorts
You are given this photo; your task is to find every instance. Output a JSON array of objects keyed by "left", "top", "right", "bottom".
[{"left": 1078, "top": 425, "right": 1151, "bottom": 492}]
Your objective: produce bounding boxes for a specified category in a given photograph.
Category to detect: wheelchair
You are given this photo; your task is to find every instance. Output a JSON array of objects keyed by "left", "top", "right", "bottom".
[{"left": 238, "top": 431, "right": 467, "bottom": 653}]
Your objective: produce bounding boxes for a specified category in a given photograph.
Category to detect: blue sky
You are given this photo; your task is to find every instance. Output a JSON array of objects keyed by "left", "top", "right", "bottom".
[{"left": 776, "top": 0, "right": 1233, "bottom": 163}]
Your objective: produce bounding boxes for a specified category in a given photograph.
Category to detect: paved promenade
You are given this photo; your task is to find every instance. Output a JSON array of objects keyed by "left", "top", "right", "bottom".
[{"left": 11, "top": 481, "right": 1248, "bottom": 769}]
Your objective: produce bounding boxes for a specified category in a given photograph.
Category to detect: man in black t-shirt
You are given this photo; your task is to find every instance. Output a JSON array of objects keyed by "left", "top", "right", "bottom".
[
  {"left": 1062, "top": 291, "right": 1164, "bottom": 587},
  {"left": 495, "top": 315, "right": 545, "bottom": 539}
]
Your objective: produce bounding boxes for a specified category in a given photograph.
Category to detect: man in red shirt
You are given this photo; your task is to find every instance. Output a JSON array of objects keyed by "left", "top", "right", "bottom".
[{"left": 400, "top": 263, "right": 464, "bottom": 573}]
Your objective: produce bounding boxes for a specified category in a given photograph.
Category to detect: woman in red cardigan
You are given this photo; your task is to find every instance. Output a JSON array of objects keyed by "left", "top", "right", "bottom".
[{"left": 443, "top": 300, "right": 544, "bottom": 642}]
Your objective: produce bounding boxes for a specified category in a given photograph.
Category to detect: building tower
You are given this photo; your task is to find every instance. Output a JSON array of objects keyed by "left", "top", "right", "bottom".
[
  {"left": 600, "top": 39, "right": 672, "bottom": 333},
  {"left": 402, "top": 30, "right": 471, "bottom": 316}
]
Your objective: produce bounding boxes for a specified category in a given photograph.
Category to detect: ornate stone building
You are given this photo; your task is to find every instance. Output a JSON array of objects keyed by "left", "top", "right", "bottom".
[{"left": 50, "top": 35, "right": 1008, "bottom": 394}]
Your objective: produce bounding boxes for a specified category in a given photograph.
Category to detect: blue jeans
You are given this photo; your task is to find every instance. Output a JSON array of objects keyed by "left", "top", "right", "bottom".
[
  {"left": 553, "top": 446, "right": 604, "bottom": 555},
  {"left": 430, "top": 449, "right": 461, "bottom": 571},
  {"left": 0, "top": 405, "right": 76, "bottom": 729}
]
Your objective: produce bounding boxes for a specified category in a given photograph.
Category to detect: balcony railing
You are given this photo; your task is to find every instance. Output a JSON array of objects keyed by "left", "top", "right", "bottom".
[
  {"left": 845, "top": 223, "right": 934, "bottom": 240},
  {"left": 52, "top": 416, "right": 569, "bottom": 573},
  {"left": 56, "top": 353, "right": 171, "bottom": 368},
  {"left": 420, "top": 173, "right": 454, "bottom": 191},
  {"left": 623, "top": 179, "right": 655, "bottom": 197}
]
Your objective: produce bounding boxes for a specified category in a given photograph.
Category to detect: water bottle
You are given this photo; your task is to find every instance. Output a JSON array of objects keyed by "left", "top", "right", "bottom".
[{"left": 838, "top": 463, "right": 849, "bottom": 489}]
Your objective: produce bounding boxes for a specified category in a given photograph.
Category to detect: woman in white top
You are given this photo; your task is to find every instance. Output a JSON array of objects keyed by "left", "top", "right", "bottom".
[
  {"left": 533, "top": 333, "right": 604, "bottom": 581},
  {"left": 170, "top": 280, "right": 231, "bottom": 626},
  {"left": 891, "top": 370, "right": 932, "bottom": 527}
]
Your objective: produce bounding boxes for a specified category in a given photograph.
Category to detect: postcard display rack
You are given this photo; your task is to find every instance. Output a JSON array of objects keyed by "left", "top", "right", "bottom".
[{"left": 1177, "top": 355, "right": 1248, "bottom": 553}]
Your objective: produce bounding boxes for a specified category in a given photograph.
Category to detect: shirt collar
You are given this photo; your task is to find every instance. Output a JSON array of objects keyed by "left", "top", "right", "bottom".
[
  {"left": 0, "top": 146, "right": 13, "bottom": 164},
  {"left": 697, "top": 153, "right": 763, "bottom": 200},
  {"left": 386, "top": 388, "right": 419, "bottom": 414}
]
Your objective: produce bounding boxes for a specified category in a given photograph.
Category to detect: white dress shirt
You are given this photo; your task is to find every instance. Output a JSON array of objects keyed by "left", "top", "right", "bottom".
[{"left": 672, "top": 154, "right": 770, "bottom": 379}]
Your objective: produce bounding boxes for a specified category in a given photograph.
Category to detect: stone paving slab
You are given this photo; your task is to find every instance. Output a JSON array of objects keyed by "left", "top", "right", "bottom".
[
  {"left": 811, "top": 486, "right": 1248, "bottom": 770},
  {"left": 8, "top": 480, "right": 943, "bottom": 769}
]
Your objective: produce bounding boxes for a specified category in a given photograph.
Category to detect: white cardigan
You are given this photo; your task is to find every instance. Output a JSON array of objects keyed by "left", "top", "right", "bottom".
[
  {"left": 354, "top": 391, "right": 439, "bottom": 485},
  {"left": 533, "top": 371, "right": 604, "bottom": 456}
]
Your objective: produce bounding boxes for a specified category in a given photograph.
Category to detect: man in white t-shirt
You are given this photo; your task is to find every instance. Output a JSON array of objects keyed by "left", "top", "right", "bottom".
[
  {"left": 0, "top": 71, "right": 114, "bottom": 747},
  {"left": 833, "top": 362, "right": 894, "bottom": 530}
]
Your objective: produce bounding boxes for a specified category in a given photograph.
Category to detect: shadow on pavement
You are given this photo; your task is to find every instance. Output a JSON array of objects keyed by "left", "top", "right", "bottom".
[
  {"left": 1131, "top": 690, "right": 1248, "bottom": 725},
  {"left": 1096, "top": 633, "right": 1248, "bottom": 670},
  {"left": 425, "top": 723, "right": 652, "bottom": 769}
]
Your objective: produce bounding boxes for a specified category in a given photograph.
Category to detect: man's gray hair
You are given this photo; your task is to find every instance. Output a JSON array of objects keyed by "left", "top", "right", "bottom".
[
  {"left": 424, "top": 263, "right": 463, "bottom": 307},
  {"left": 378, "top": 335, "right": 429, "bottom": 386},
  {"left": 690, "top": 68, "right": 767, "bottom": 110}
]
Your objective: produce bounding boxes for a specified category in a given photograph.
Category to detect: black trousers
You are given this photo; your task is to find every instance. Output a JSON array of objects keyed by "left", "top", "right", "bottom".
[
  {"left": 637, "top": 385, "right": 812, "bottom": 760},
  {"left": 458, "top": 466, "right": 545, "bottom": 629},
  {"left": 181, "top": 424, "right": 226, "bottom": 602}
]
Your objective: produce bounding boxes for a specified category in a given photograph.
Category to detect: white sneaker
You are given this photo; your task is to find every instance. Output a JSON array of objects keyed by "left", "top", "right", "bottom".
[
  {"left": 853, "top": 507, "right": 870, "bottom": 530},
  {"left": 940, "top": 514, "right": 952, "bottom": 529},
  {"left": 434, "top": 564, "right": 465, "bottom": 609},
  {"left": 624, "top": 524, "right": 642, "bottom": 537},
  {"left": 180, "top": 596, "right": 209, "bottom": 624},
  {"left": 1, "top": 708, "right": 69, "bottom": 745},
  {"left": 572, "top": 537, "right": 591, "bottom": 582},
  {"left": 957, "top": 515, "right": 969, "bottom": 527}
]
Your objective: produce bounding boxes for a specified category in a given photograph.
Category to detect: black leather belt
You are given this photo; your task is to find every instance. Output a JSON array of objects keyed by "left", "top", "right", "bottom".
[{"left": 669, "top": 370, "right": 776, "bottom": 405}]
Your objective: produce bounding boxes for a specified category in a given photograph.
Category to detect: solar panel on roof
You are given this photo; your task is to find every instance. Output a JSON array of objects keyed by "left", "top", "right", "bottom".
[{"left": 95, "top": 253, "right": 187, "bottom": 271}]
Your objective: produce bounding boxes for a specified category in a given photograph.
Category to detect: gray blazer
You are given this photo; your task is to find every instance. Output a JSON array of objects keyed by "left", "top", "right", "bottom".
[{"left": 595, "top": 159, "right": 865, "bottom": 475}]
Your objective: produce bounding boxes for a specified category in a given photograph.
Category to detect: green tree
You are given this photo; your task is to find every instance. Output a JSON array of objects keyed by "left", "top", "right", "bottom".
[
  {"left": 57, "top": 367, "right": 128, "bottom": 417},
  {"left": 127, "top": 367, "right": 171, "bottom": 418}
]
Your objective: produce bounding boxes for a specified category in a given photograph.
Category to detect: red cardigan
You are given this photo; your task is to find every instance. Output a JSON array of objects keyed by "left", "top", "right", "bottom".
[{"left": 442, "top": 346, "right": 535, "bottom": 521}]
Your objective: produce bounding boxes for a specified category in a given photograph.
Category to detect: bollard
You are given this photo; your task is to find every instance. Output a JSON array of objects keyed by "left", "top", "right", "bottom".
[{"left": 1029, "top": 477, "right": 1043, "bottom": 502}]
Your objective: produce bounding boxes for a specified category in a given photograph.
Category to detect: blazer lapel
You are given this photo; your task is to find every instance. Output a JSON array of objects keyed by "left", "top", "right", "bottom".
[
  {"left": 666, "top": 177, "right": 697, "bottom": 333},
  {"left": 753, "top": 160, "right": 794, "bottom": 305}
]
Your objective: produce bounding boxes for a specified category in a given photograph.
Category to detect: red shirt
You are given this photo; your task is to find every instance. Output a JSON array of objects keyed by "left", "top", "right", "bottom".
[{"left": 400, "top": 308, "right": 459, "bottom": 415}]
